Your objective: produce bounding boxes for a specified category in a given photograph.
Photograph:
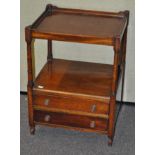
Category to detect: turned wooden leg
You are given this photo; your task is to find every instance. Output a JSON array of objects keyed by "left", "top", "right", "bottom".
[
  {"left": 30, "top": 125, "right": 35, "bottom": 135},
  {"left": 107, "top": 37, "right": 120, "bottom": 146}
]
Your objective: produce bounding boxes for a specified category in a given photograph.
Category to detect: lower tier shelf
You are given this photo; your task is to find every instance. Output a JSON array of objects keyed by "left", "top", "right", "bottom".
[
  {"left": 34, "top": 110, "right": 108, "bottom": 133},
  {"left": 33, "top": 58, "right": 113, "bottom": 99}
]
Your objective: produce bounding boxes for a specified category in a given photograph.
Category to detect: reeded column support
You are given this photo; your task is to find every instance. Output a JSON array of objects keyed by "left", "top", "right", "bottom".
[
  {"left": 108, "top": 37, "right": 121, "bottom": 146},
  {"left": 25, "top": 26, "right": 35, "bottom": 135}
]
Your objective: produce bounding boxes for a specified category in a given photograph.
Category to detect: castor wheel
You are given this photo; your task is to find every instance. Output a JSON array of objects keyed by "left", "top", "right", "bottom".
[
  {"left": 108, "top": 137, "right": 113, "bottom": 146},
  {"left": 108, "top": 140, "right": 112, "bottom": 146},
  {"left": 30, "top": 126, "right": 35, "bottom": 135}
]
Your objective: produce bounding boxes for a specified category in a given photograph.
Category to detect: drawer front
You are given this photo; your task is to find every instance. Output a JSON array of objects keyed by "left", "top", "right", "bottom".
[
  {"left": 34, "top": 110, "right": 108, "bottom": 131},
  {"left": 33, "top": 94, "right": 109, "bottom": 115}
]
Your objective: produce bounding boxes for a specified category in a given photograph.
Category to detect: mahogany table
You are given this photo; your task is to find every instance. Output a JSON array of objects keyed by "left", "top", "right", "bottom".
[{"left": 25, "top": 4, "right": 129, "bottom": 145}]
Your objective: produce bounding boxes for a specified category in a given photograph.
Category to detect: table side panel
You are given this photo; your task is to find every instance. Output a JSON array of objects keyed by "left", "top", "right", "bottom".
[{"left": 31, "top": 31, "right": 114, "bottom": 46}]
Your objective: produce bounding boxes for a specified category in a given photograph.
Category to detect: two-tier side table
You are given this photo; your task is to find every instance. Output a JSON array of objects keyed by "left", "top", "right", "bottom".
[{"left": 25, "top": 4, "right": 129, "bottom": 145}]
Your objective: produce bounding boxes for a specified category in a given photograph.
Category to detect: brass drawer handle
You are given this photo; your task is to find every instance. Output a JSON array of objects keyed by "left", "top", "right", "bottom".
[
  {"left": 91, "top": 104, "right": 96, "bottom": 112},
  {"left": 44, "top": 115, "right": 51, "bottom": 122},
  {"left": 44, "top": 99, "right": 49, "bottom": 106},
  {"left": 90, "top": 121, "right": 95, "bottom": 128}
]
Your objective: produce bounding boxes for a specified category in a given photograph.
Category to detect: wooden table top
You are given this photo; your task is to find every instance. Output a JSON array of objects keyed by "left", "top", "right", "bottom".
[
  {"left": 29, "top": 5, "right": 128, "bottom": 45},
  {"left": 36, "top": 13, "right": 126, "bottom": 38}
]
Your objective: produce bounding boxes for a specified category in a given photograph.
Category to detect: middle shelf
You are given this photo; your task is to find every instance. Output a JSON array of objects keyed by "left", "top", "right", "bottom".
[{"left": 33, "top": 59, "right": 113, "bottom": 99}]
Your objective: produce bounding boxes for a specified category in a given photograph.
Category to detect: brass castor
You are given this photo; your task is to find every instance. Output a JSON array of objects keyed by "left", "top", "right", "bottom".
[
  {"left": 108, "top": 137, "right": 113, "bottom": 146},
  {"left": 108, "top": 140, "right": 112, "bottom": 146},
  {"left": 30, "top": 126, "right": 35, "bottom": 135}
]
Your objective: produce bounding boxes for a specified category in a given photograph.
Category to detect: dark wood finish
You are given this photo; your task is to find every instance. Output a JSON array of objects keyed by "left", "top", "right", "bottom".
[
  {"left": 35, "top": 13, "right": 126, "bottom": 41},
  {"left": 25, "top": 26, "right": 35, "bottom": 134},
  {"left": 108, "top": 37, "right": 120, "bottom": 145},
  {"left": 34, "top": 110, "right": 108, "bottom": 131},
  {"left": 33, "top": 94, "right": 109, "bottom": 117},
  {"left": 47, "top": 40, "right": 53, "bottom": 60},
  {"left": 25, "top": 4, "right": 129, "bottom": 146},
  {"left": 30, "top": 4, "right": 127, "bottom": 46},
  {"left": 33, "top": 59, "right": 113, "bottom": 98}
]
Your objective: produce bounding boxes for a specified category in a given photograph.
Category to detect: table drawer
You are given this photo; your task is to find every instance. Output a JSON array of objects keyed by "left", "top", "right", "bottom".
[
  {"left": 34, "top": 110, "right": 108, "bottom": 131},
  {"left": 33, "top": 94, "right": 109, "bottom": 115}
]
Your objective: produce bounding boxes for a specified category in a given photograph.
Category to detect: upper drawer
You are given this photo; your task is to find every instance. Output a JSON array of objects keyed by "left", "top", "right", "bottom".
[{"left": 33, "top": 94, "right": 109, "bottom": 116}]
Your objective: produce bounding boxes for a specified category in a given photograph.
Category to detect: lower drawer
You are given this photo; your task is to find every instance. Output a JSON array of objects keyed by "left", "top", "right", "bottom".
[{"left": 34, "top": 110, "right": 108, "bottom": 131}]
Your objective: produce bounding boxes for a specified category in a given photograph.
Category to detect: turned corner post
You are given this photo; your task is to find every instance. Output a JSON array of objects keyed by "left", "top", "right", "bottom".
[
  {"left": 25, "top": 26, "right": 35, "bottom": 134},
  {"left": 122, "top": 10, "right": 129, "bottom": 63},
  {"left": 120, "top": 29, "right": 128, "bottom": 103},
  {"left": 120, "top": 11, "right": 129, "bottom": 102},
  {"left": 25, "top": 26, "right": 33, "bottom": 86},
  {"left": 108, "top": 37, "right": 121, "bottom": 146},
  {"left": 47, "top": 40, "right": 53, "bottom": 61}
]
